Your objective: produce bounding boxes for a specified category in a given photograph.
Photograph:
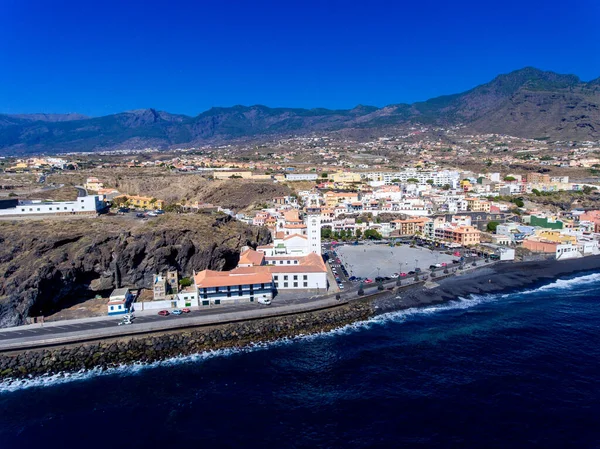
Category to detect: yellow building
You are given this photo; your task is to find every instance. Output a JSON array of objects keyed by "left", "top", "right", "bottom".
[
  {"left": 324, "top": 192, "right": 360, "bottom": 207},
  {"left": 115, "top": 195, "right": 165, "bottom": 210},
  {"left": 84, "top": 177, "right": 104, "bottom": 192},
  {"left": 466, "top": 198, "right": 491, "bottom": 212},
  {"left": 331, "top": 172, "right": 361, "bottom": 183},
  {"left": 535, "top": 230, "right": 576, "bottom": 245}
]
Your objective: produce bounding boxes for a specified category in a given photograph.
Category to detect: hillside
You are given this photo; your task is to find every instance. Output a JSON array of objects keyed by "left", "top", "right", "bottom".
[
  {"left": 0, "top": 214, "right": 271, "bottom": 327},
  {"left": 1, "top": 67, "right": 599, "bottom": 155}
]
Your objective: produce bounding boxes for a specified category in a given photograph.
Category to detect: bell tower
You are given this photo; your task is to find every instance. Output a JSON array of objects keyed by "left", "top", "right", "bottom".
[{"left": 306, "top": 193, "right": 322, "bottom": 255}]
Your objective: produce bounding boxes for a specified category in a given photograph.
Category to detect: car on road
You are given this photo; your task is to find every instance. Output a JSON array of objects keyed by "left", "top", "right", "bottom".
[
  {"left": 399, "top": 272, "right": 407, "bottom": 277},
  {"left": 390, "top": 273, "right": 399, "bottom": 278},
  {"left": 348, "top": 276, "right": 357, "bottom": 281},
  {"left": 117, "top": 207, "right": 130, "bottom": 213},
  {"left": 338, "top": 284, "right": 344, "bottom": 289},
  {"left": 155, "top": 210, "right": 165, "bottom": 215},
  {"left": 364, "top": 278, "right": 373, "bottom": 284},
  {"left": 407, "top": 271, "right": 416, "bottom": 275},
  {"left": 182, "top": 308, "right": 191, "bottom": 313},
  {"left": 172, "top": 309, "right": 183, "bottom": 315},
  {"left": 158, "top": 310, "right": 170, "bottom": 316},
  {"left": 147, "top": 211, "right": 158, "bottom": 217},
  {"left": 135, "top": 213, "right": 146, "bottom": 218},
  {"left": 257, "top": 297, "right": 271, "bottom": 305}
]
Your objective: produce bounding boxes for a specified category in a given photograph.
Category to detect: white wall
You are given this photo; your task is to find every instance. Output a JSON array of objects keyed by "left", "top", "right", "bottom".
[
  {"left": 0, "top": 195, "right": 104, "bottom": 216},
  {"left": 272, "top": 271, "right": 327, "bottom": 290}
]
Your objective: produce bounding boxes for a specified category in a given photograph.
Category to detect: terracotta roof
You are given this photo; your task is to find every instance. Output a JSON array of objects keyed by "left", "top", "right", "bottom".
[
  {"left": 233, "top": 252, "right": 327, "bottom": 274},
  {"left": 283, "top": 234, "right": 307, "bottom": 240},
  {"left": 238, "top": 248, "right": 265, "bottom": 266},
  {"left": 194, "top": 269, "right": 272, "bottom": 288}
]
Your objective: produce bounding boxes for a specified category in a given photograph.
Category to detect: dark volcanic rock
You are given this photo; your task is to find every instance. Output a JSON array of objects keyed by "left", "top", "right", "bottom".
[{"left": 0, "top": 214, "right": 270, "bottom": 327}]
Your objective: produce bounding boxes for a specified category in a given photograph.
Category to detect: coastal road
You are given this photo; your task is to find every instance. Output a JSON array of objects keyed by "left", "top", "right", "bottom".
[{"left": 0, "top": 290, "right": 338, "bottom": 347}]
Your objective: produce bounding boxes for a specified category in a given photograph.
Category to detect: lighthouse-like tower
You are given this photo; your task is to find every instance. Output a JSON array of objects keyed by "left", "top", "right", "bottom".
[{"left": 305, "top": 193, "right": 322, "bottom": 255}]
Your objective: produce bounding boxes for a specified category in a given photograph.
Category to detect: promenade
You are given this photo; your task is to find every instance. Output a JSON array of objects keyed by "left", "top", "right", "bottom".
[{"left": 0, "top": 259, "right": 497, "bottom": 353}]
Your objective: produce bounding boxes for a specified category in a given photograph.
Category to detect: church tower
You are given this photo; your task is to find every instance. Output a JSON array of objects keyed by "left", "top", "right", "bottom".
[{"left": 305, "top": 193, "right": 322, "bottom": 255}]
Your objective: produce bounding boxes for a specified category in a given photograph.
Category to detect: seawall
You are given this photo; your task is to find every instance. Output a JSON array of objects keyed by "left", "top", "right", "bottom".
[
  {"left": 0, "top": 299, "right": 373, "bottom": 379},
  {"left": 3, "top": 256, "right": 600, "bottom": 380}
]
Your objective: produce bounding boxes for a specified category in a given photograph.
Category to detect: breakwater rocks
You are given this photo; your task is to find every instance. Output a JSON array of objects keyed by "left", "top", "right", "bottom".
[{"left": 0, "top": 301, "right": 373, "bottom": 380}]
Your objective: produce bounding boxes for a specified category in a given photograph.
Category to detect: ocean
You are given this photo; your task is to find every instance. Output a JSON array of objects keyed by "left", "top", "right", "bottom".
[{"left": 1, "top": 271, "right": 600, "bottom": 448}]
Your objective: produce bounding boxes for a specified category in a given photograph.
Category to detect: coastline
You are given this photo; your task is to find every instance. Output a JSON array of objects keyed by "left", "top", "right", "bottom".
[{"left": 2, "top": 256, "right": 600, "bottom": 381}]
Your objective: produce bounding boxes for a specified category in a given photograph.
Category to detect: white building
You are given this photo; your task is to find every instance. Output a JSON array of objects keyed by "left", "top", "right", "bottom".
[
  {"left": 107, "top": 288, "right": 135, "bottom": 315},
  {"left": 0, "top": 195, "right": 105, "bottom": 217},
  {"left": 285, "top": 173, "right": 318, "bottom": 181}
]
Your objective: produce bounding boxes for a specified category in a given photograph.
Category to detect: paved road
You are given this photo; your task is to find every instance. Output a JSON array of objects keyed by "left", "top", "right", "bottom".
[
  {"left": 75, "top": 186, "right": 87, "bottom": 197},
  {"left": 0, "top": 290, "right": 331, "bottom": 344}
]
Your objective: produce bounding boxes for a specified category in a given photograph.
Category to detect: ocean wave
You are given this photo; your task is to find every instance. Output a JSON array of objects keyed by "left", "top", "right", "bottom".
[{"left": 3, "top": 271, "right": 599, "bottom": 393}]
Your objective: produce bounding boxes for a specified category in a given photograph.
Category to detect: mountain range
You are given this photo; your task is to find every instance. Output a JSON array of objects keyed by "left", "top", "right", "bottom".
[{"left": 1, "top": 67, "right": 599, "bottom": 155}]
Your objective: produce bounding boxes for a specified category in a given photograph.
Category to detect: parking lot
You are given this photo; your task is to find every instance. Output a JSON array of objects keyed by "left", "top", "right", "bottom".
[{"left": 335, "top": 242, "right": 457, "bottom": 279}]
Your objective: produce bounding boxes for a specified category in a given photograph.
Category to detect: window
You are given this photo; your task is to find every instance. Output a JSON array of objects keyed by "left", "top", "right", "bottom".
[
  {"left": 274, "top": 275, "right": 278, "bottom": 280},
  {"left": 284, "top": 275, "right": 288, "bottom": 280},
  {"left": 214, "top": 300, "right": 221, "bottom": 305},
  {"left": 49, "top": 208, "right": 52, "bottom": 211},
  {"left": 64, "top": 207, "right": 67, "bottom": 210},
  {"left": 261, "top": 283, "right": 264, "bottom": 289},
  {"left": 287, "top": 260, "right": 291, "bottom": 264},
  {"left": 215, "top": 287, "right": 219, "bottom": 292},
  {"left": 284, "top": 282, "right": 288, "bottom": 288},
  {"left": 21, "top": 208, "right": 25, "bottom": 212},
  {"left": 303, "top": 282, "right": 308, "bottom": 287},
  {"left": 303, "top": 275, "right": 308, "bottom": 280},
  {"left": 110, "top": 306, "right": 114, "bottom": 311},
  {"left": 37, "top": 208, "right": 40, "bottom": 211},
  {"left": 294, "top": 260, "right": 298, "bottom": 264},
  {"left": 293, "top": 275, "right": 298, "bottom": 280},
  {"left": 227, "top": 292, "right": 231, "bottom": 297},
  {"left": 293, "top": 282, "right": 298, "bottom": 287},
  {"left": 202, "top": 300, "right": 209, "bottom": 306},
  {"left": 274, "top": 282, "right": 278, "bottom": 288},
  {"left": 239, "top": 291, "right": 243, "bottom": 296}
]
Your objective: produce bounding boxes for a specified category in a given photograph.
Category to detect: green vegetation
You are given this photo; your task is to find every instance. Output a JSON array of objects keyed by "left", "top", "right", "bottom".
[
  {"left": 179, "top": 277, "right": 193, "bottom": 288},
  {"left": 486, "top": 221, "right": 500, "bottom": 232},
  {"left": 406, "top": 178, "right": 419, "bottom": 183},
  {"left": 363, "top": 229, "right": 383, "bottom": 240}
]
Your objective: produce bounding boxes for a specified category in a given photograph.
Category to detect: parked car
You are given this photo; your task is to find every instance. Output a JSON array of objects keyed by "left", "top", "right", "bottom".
[
  {"left": 158, "top": 310, "right": 170, "bottom": 316},
  {"left": 155, "top": 210, "right": 165, "bottom": 215},
  {"left": 117, "top": 207, "right": 130, "bottom": 213},
  {"left": 257, "top": 297, "right": 272, "bottom": 305},
  {"left": 390, "top": 273, "right": 399, "bottom": 278},
  {"left": 348, "top": 276, "right": 357, "bottom": 281},
  {"left": 147, "top": 211, "right": 158, "bottom": 217},
  {"left": 364, "top": 278, "right": 373, "bottom": 284},
  {"left": 172, "top": 309, "right": 183, "bottom": 315},
  {"left": 135, "top": 213, "right": 145, "bottom": 218},
  {"left": 399, "top": 272, "right": 407, "bottom": 277},
  {"left": 407, "top": 271, "right": 416, "bottom": 275},
  {"left": 181, "top": 308, "right": 191, "bottom": 313},
  {"left": 338, "top": 284, "right": 344, "bottom": 289}
]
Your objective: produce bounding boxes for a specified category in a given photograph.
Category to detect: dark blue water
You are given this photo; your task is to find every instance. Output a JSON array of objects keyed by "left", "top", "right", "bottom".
[{"left": 2, "top": 272, "right": 600, "bottom": 448}]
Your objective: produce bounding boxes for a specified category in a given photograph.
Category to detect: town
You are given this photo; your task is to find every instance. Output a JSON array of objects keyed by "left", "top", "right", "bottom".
[{"left": 1, "top": 126, "right": 600, "bottom": 325}]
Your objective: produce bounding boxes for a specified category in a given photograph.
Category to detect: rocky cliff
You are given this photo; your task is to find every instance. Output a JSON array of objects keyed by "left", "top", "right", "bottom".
[{"left": 0, "top": 214, "right": 271, "bottom": 327}]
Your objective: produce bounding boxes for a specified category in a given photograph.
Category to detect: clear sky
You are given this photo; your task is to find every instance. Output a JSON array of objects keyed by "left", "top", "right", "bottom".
[{"left": 1, "top": 0, "right": 599, "bottom": 117}]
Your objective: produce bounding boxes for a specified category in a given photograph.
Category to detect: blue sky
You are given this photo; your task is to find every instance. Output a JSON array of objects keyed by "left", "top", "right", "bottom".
[{"left": 1, "top": 0, "right": 599, "bottom": 117}]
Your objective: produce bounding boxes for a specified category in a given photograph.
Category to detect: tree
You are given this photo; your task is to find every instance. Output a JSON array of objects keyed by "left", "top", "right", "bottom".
[
  {"left": 407, "top": 178, "right": 419, "bottom": 183},
  {"left": 442, "top": 184, "right": 451, "bottom": 190},
  {"left": 583, "top": 185, "right": 597, "bottom": 195},
  {"left": 531, "top": 188, "right": 541, "bottom": 196},
  {"left": 486, "top": 221, "right": 500, "bottom": 232},
  {"left": 321, "top": 173, "right": 329, "bottom": 178},
  {"left": 179, "top": 277, "right": 193, "bottom": 288},
  {"left": 514, "top": 199, "right": 524, "bottom": 208},
  {"left": 364, "top": 229, "right": 383, "bottom": 240},
  {"left": 426, "top": 179, "right": 434, "bottom": 185},
  {"left": 321, "top": 227, "right": 332, "bottom": 239},
  {"left": 391, "top": 178, "right": 401, "bottom": 183},
  {"left": 504, "top": 176, "right": 516, "bottom": 182},
  {"left": 355, "top": 229, "right": 363, "bottom": 239}
]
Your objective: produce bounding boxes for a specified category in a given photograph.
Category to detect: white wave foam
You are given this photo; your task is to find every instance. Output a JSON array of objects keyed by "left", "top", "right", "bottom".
[{"left": 3, "top": 271, "right": 599, "bottom": 393}]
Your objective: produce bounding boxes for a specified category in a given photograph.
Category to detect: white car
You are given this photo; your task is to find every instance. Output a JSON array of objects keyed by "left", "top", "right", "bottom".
[
  {"left": 257, "top": 297, "right": 271, "bottom": 305},
  {"left": 338, "top": 284, "right": 344, "bottom": 289},
  {"left": 390, "top": 273, "right": 399, "bottom": 278}
]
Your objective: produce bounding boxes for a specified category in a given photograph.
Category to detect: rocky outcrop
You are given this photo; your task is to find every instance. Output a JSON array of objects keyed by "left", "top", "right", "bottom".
[
  {"left": 0, "top": 300, "right": 373, "bottom": 379},
  {"left": 0, "top": 214, "right": 271, "bottom": 327}
]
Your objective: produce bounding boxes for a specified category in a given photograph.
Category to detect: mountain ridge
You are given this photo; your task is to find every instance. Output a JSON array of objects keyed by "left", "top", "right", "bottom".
[{"left": 1, "top": 67, "right": 599, "bottom": 155}]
